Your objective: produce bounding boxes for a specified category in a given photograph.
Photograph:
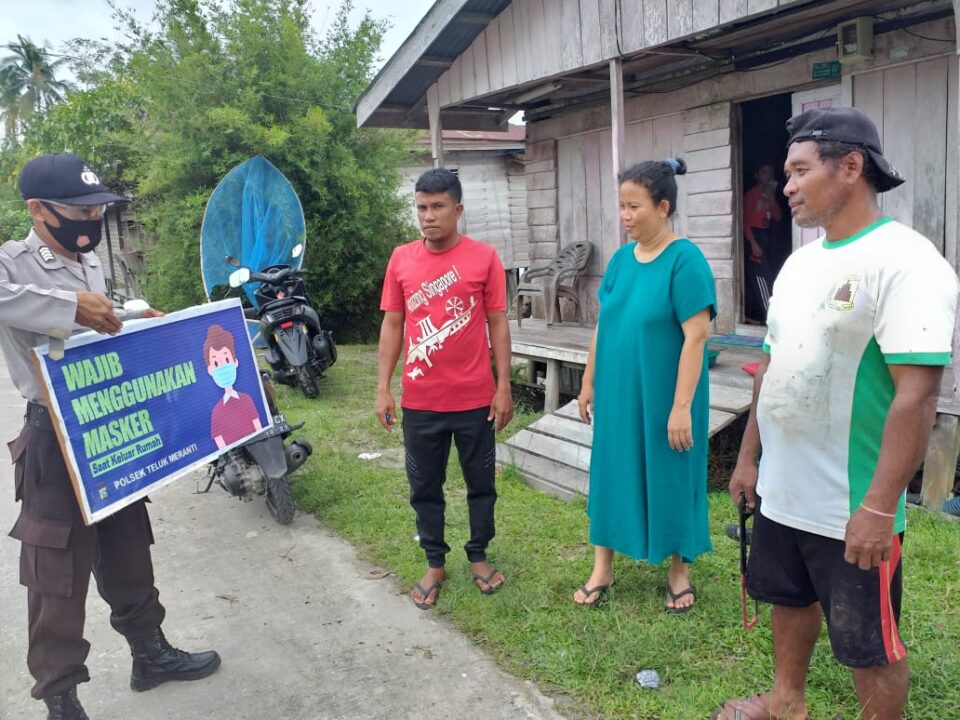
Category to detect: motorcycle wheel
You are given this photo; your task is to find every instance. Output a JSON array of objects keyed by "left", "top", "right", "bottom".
[
  {"left": 297, "top": 364, "right": 319, "bottom": 399},
  {"left": 265, "top": 476, "right": 295, "bottom": 525}
]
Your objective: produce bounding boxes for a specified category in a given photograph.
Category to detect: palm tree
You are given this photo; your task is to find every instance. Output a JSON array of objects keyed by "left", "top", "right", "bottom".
[{"left": 0, "top": 35, "right": 72, "bottom": 136}]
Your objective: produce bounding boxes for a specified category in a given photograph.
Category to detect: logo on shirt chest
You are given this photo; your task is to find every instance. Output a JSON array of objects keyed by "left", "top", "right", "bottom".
[{"left": 827, "top": 274, "right": 862, "bottom": 311}]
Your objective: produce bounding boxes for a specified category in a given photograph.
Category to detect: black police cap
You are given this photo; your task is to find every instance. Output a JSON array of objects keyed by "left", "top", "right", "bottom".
[{"left": 18, "top": 153, "right": 127, "bottom": 206}]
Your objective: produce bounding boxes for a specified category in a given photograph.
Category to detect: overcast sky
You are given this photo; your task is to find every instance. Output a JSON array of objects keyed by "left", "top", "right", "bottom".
[{"left": 3, "top": 0, "right": 436, "bottom": 72}]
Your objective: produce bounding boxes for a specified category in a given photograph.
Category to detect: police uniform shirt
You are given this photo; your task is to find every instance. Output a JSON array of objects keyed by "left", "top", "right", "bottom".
[{"left": 0, "top": 229, "right": 105, "bottom": 404}]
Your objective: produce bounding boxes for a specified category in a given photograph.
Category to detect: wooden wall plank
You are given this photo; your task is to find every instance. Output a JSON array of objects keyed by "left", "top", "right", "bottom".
[
  {"left": 558, "top": 135, "right": 588, "bottom": 253},
  {"left": 652, "top": 115, "right": 675, "bottom": 161},
  {"left": 599, "top": 0, "right": 619, "bottom": 61},
  {"left": 693, "top": 0, "right": 719, "bottom": 32},
  {"left": 448, "top": 55, "right": 463, "bottom": 104},
  {"left": 620, "top": 0, "right": 645, "bottom": 54},
  {"left": 719, "top": 0, "right": 748, "bottom": 24},
  {"left": 643, "top": 0, "right": 668, "bottom": 46},
  {"left": 881, "top": 64, "right": 917, "bottom": 227},
  {"left": 685, "top": 168, "right": 733, "bottom": 194},
  {"left": 579, "top": 0, "right": 603, "bottom": 66},
  {"left": 473, "top": 30, "right": 490, "bottom": 97},
  {"left": 527, "top": 0, "right": 547, "bottom": 83},
  {"left": 914, "top": 56, "right": 950, "bottom": 252},
  {"left": 747, "top": 0, "right": 778, "bottom": 13},
  {"left": 597, "top": 128, "right": 617, "bottom": 270},
  {"left": 438, "top": 70, "right": 451, "bottom": 107},
  {"left": 485, "top": 17, "right": 503, "bottom": 92},
  {"left": 687, "top": 191, "right": 733, "bottom": 216},
  {"left": 512, "top": 0, "right": 529, "bottom": 86},
  {"left": 583, "top": 132, "right": 604, "bottom": 260},
  {"left": 685, "top": 145, "right": 731, "bottom": 171},
  {"left": 499, "top": 5, "right": 519, "bottom": 89},
  {"left": 560, "top": 0, "right": 583, "bottom": 70},
  {"left": 684, "top": 127, "right": 731, "bottom": 151},
  {"left": 460, "top": 45, "right": 476, "bottom": 100},
  {"left": 625, "top": 117, "right": 655, "bottom": 165},
  {"left": 667, "top": 0, "right": 693, "bottom": 40},
  {"left": 946, "top": 56, "right": 958, "bottom": 267},
  {"left": 542, "top": 0, "right": 564, "bottom": 77}
]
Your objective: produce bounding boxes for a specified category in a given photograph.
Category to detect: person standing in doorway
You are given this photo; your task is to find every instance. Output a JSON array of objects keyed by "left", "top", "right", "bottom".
[
  {"left": 2, "top": 154, "right": 221, "bottom": 720},
  {"left": 376, "top": 168, "right": 514, "bottom": 610},
  {"left": 716, "top": 107, "right": 959, "bottom": 720},
  {"left": 743, "top": 164, "right": 782, "bottom": 322},
  {"left": 574, "top": 158, "right": 716, "bottom": 611}
]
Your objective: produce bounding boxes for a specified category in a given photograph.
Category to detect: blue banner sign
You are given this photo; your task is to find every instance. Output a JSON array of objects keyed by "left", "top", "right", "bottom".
[{"left": 32, "top": 299, "right": 272, "bottom": 525}]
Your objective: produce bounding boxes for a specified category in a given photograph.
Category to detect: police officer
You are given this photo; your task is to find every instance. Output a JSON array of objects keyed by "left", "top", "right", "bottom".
[{"left": 2, "top": 154, "right": 221, "bottom": 720}]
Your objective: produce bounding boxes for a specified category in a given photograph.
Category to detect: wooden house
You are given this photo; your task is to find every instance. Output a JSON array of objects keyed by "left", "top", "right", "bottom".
[
  {"left": 356, "top": 0, "right": 960, "bottom": 500},
  {"left": 358, "top": 0, "right": 958, "bottom": 331},
  {"left": 98, "top": 206, "right": 145, "bottom": 303}
]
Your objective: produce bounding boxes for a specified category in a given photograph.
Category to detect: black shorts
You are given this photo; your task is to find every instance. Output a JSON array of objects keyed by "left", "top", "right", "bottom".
[{"left": 746, "top": 503, "right": 906, "bottom": 669}]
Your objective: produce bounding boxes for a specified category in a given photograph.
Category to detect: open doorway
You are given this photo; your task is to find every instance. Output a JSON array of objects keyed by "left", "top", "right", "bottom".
[{"left": 738, "top": 94, "right": 792, "bottom": 324}]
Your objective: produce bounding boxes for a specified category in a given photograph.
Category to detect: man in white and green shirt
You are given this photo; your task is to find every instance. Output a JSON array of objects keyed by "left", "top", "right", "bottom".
[{"left": 715, "top": 108, "right": 959, "bottom": 720}]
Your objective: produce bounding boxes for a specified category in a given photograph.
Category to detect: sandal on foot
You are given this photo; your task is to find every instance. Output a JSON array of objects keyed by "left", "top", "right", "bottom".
[
  {"left": 574, "top": 583, "right": 610, "bottom": 608},
  {"left": 709, "top": 694, "right": 810, "bottom": 720},
  {"left": 411, "top": 581, "right": 441, "bottom": 610},
  {"left": 665, "top": 582, "right": 695, "bottom": 613},
  {"left": 473, "top": 569, "right": 504, "bottom": 595}
]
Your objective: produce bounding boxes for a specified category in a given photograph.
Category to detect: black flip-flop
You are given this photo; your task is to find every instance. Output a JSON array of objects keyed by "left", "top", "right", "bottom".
[
  {"left": 411, "top": 581, "right": 441, "bottom": 610},
  {"left": 473, "top": 569, "right": 504, "bottom": 595},
  {"left": 575, "top": 583, "right": 610, "bottom": 608},
  {"left": 665, "top": 583, "right": 696, "bottom": 613}
]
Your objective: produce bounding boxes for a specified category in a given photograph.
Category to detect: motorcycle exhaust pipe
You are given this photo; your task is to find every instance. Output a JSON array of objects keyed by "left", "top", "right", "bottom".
[{"left": 285, "top": 441, "right": 312, "bottom": 472}]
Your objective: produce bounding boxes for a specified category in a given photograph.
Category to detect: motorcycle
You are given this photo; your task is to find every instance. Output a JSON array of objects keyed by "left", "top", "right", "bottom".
[
  {"left": 227, "top": 247, "right": 336, "bottom": 399},
  {"left": 199, "top": 372, "right": 313, "bottom": 525}
]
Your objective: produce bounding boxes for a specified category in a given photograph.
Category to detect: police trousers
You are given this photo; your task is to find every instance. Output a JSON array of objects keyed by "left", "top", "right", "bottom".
[{"left": 8, "top": 420, "right": 165, "bottom": 699}]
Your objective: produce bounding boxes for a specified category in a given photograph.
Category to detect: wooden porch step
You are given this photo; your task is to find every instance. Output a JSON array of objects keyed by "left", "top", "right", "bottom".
[
  {"left": 497, "top": 441, "right": 588, "bottom": 500},
  {"left": 501, "top": 395, "right": 746, "bottom": 501}
]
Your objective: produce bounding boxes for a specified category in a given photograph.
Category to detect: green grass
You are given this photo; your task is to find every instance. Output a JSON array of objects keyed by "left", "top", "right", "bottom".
[{"left": 277, "top": 346, "right": 960, "bottom": 720}]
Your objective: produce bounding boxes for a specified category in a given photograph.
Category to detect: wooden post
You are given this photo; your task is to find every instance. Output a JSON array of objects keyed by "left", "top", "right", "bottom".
[
  {"left": 427, "top": 82, "right": 444, "bottom": 169},
  {"left": 610, "top": 58, "right": 626, "bottom": 244},
  {"left": 924, "top": 10, "right": 960, "bottom": 513},
  {"left": 544, "top": 359, "right": 561, "bottom": 413}
]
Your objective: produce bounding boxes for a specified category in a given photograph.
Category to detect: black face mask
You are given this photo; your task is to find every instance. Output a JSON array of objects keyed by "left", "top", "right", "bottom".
[{"left": 42, "top": 202, "right": 102, "bottom": 254}]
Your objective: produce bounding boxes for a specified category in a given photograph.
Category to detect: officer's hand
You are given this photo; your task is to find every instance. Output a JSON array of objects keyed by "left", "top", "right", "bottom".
[{"left": 75, "top": 291, "right": 122, "bottom": 335}]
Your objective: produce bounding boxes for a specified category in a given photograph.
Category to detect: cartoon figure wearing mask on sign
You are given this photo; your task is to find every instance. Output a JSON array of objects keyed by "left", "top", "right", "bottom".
[{"left": 204, "top": 324, "right": 262, "bottom": 449}]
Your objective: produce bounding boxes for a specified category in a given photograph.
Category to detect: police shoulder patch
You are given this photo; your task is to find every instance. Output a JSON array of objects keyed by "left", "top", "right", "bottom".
[{"left": 37, "top": 245, "right": 57, "bottom": 264}]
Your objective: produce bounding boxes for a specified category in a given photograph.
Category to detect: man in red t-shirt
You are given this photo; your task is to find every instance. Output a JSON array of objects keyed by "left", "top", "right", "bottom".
[{"left": 376, "top": 168, "right": 514, "bottom": 610}]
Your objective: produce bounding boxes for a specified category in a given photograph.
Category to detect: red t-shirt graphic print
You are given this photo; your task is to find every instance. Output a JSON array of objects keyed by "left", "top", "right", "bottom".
[{"left": 380, "top": 236, "right": 506, "bottom": 412}]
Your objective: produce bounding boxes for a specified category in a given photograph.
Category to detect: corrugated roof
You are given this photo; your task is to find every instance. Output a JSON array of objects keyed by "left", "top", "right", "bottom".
[{"left": 355, "top": 0, "right": 511, "bottom": 127}]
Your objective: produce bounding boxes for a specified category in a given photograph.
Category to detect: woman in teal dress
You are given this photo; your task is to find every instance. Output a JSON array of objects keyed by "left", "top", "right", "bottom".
[{"left": 573, "top": 158, "right": 716, "bottom": 611}]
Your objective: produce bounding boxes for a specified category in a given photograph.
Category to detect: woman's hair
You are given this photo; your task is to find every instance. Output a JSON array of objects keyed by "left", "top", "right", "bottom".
[{"left": 620, "top": 158, "right": 687, "bottom": 217}]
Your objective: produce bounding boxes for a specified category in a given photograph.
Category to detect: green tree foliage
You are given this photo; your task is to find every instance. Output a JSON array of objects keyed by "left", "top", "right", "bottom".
[
  {"left": 1, "top": 35, "right": 72, "bottom": 138},
  {"left": 8, "top": 0, "right": 414, "bottom": 341}
]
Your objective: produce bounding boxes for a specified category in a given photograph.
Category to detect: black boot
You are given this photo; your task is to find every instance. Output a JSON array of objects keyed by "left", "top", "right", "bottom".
[
  {"left": 43, "top": 686, "right": 89, "bottom": 720},
  {"left": 127, "top": 627, "right": 221, "bottom": 692}
]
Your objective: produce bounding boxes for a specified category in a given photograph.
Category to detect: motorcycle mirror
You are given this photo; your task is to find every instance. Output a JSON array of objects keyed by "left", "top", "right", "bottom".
[
  {"left": 228, "top": 268, "right": 252, "bottom": 288},
  {"left": 291, "top": 243, "right": 303, "bottom": 259},
  {"left": 122, "top": 298, "right": 151, "bottom": 313},
  {"left": 224, "top": 255, "right": 240, "bottom": 268}
]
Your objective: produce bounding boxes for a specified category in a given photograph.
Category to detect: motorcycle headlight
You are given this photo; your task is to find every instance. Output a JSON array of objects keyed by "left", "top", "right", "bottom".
[{"left": 263, "top": 312, "right": 276, "bottom": 325}]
